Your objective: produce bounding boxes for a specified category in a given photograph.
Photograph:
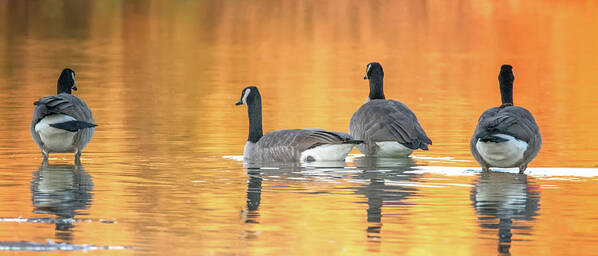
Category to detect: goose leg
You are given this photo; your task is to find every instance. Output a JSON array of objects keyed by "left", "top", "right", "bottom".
[
  {"left": 42, "top": 150, "right": 49, "bottom": 162},
  {"left": 41, "top": 157, "right": 49, "bottom": 167},
  {"left": 481, "top": 165, "right": 490, "bottom": 172},
  {"left": 74, "top": 149, "right": 82, "bottom": 166},
  {"left": 518, "top": 164, "right": 528, "bottom": 174}
]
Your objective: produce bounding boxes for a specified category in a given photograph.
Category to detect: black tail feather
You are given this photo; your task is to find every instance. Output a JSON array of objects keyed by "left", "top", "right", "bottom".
[
  {"left": 344, "top": 139, "right": 364, "bottom": 144},
  {"left": 479, "top": 135, "right": 509, "bottom": 143},
  {"left": 402, "top": 135, "right": 432, "bottom": 150},
  {"left": 50, "top": 121, "right": 97, "bottom": 132}
]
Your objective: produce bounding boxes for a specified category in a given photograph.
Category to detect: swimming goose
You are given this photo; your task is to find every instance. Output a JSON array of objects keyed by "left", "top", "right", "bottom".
[
  {"left": 31, "top": 68, "right": 96, "bottom": 163},
  {"left": 349, "top": 62, "right": 432, "bottom": 157},
  {"left": 470, "top": 65, "right": 541, "bottom": 173},
  {"left": 235, "top": 86, "right": 362, "bottom": 162}
]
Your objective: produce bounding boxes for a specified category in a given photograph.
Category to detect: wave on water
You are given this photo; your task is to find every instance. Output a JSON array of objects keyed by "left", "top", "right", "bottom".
[
  {"left": 223, "top": 155, "right": 598, "bottom": 177},
  {"left": 222, "top": 155, "right": 244, "bottom": 161},
  {"left": 0, "top": 240, "right": 132, "bottom": 252},
  {"left": 409, "top": 166, "right": 598, "bottom": 177}
]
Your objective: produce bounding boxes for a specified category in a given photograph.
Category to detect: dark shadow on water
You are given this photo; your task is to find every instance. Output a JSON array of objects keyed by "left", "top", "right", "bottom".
[
  {"left": 350, "top": 157, "right": 419, "bottom": 249},
  {"left": 470, "top": 172, "right": 540, "bottom": 255},
  {"left": 30, "top": 163, "right": 93, "bottom": 242}
]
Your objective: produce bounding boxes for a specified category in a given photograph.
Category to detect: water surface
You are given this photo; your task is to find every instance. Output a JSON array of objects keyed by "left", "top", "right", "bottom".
[{"left": 0, "top": 1, "right": 598, "bottom": 255}]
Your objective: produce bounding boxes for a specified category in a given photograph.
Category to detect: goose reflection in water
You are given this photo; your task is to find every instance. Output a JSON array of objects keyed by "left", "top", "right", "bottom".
[
  {"left": 351, "top": 157, "right": 418, "bottom": 244},
  {"left": 241, "top": 161, "right": 347, "bottom": 225},
  {"left": 30, "top": 163, "right": 93, "bottom": 242},
  {"left": 244, "top": 168, "right": 262, "bottom": 224},
  {"left": 470, "top": 172, "right": 540, "bottom": 255}
]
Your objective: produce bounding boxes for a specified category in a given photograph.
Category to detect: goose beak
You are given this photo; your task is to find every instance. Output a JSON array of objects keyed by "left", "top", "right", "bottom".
[{"left": 235, "top": 100, "right": 243, "bottom": 106}]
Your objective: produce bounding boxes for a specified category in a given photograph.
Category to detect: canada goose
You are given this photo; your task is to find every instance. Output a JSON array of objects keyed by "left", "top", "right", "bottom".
[
  {"left": 349, "top": 62, "right": 432, "bottom": 157},
  {"left": 31, "top": 68, "right": 96, "bottom": 163},
  {"left": 235, "top": 86, "right": 362, "bottom": 162},
  {"left": 470, "top": 65, "right": 542, "bottom": 173}
]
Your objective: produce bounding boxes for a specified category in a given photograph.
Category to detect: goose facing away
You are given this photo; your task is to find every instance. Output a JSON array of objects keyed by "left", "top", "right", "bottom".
[
  {"left": 470, "top": 65, "right": 541, "bottom": 173},
  {"left": 349, "top": 62, "right": 432, "bottom": 157},
  {"left": 235, "top": 86, "right": 362, "bottom": 163},
  {"left": 31, "top": 68, "right": 96, "bottom": 163}
]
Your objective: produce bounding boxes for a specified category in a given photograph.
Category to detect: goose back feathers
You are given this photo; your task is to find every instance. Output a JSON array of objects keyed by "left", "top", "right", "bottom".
[
  {"left": 350, "top": 99, "right": 432, "bottom": 153},
  {"left": 246, "top": 128, "right": 361, "bottom": 162}
]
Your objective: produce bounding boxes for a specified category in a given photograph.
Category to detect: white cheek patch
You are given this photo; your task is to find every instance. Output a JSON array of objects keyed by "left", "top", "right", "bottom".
[
  {"left": 71, "top": 72, "right": 76, "bottom": 87},
  {"left": 242, "top": 88, "right": 251, "bottom": 105},
  {"left": 365, "top": 64, "right": 372, "bottom": 79}
]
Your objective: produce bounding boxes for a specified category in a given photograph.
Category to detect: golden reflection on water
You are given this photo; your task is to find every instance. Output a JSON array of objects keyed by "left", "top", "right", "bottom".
[{"left": 0, "top": 0, "right": 597, "bottom": 255}]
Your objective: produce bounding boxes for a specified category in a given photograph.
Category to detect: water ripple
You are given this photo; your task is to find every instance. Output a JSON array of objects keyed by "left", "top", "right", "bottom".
[{"left": 0, "top": 240, "right": 132, "bottom": 252}]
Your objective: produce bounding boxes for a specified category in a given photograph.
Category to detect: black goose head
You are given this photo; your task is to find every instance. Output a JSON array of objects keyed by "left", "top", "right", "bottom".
[
  {"left": 498, "top": 65, "right": 514, "bottom": 106},
  {"left": 57, "top": 68, "right": 77, "bottom": 94},
  {"left": 364, "top": 62, "right": 385, "bottom": 100},
  {"left": 364, "top": 62, "right": 384, "bottom": 80},
  {"left": 235, "top": 86, "right": 261, "bottom": 106}
]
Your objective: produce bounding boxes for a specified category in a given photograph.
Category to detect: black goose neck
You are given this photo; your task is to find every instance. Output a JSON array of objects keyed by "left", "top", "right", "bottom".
[
  {"left": 368, "top": 77, "right": 385, "bottom": 100},
  {"left": 57, "top": 82, "right": 72, "bottom": 94},
  {"left": 499, "top": 81, "right": 513, "bottom": 106},
  {"left": 247, "top": 97, "right": 263, "bottom": 143},
  {"left": 499, "top": 67, "right": 514, "bottom": 106}
]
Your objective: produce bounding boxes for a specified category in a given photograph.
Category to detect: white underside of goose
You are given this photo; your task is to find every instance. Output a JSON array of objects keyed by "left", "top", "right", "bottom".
[
  {"left": 35, "top": 114, "right": 77, "bottom": 152},
  {"left": 476, "top": 134, "right": 528, "bottom": 167},
  {"left": 374, "top": 141, "right": 413, "bottom": 157},
  {"left": 300, "top": 144, "right": 355, "bottom": 162},
  {"left": 243, "top": 141, "right": 256, "bottom": 160}
]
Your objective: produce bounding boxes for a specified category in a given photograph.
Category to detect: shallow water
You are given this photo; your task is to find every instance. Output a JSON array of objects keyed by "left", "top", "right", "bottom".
[{"left": 1, "top": 1, "right": 598, "bottom": 255}]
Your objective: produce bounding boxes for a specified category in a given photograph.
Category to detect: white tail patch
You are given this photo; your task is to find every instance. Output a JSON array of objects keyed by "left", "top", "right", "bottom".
[
  {"left": 476, "top": 134, "right": 528, "bottom": 167},
  {"left": 300, "top": 144, "right": 355, "bottom": 162},
  {"left": 373, "top": 141, "right": 413, "bottom": 157},
  {"left": 35, "top": 114, "right": 77, "bottom": 153}
]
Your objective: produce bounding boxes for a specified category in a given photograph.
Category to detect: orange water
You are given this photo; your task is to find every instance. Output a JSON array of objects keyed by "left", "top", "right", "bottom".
[{"left": 0, "top": 1, "right": 597, "bottom": 255}]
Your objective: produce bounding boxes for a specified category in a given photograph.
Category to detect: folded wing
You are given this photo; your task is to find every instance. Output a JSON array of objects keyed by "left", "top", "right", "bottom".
[
  {"left": 255, "top": 129, "right": 360, "bottom": 161},
  {"left": 350, "top": 100, "right": 432, "bottom": 150}
]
